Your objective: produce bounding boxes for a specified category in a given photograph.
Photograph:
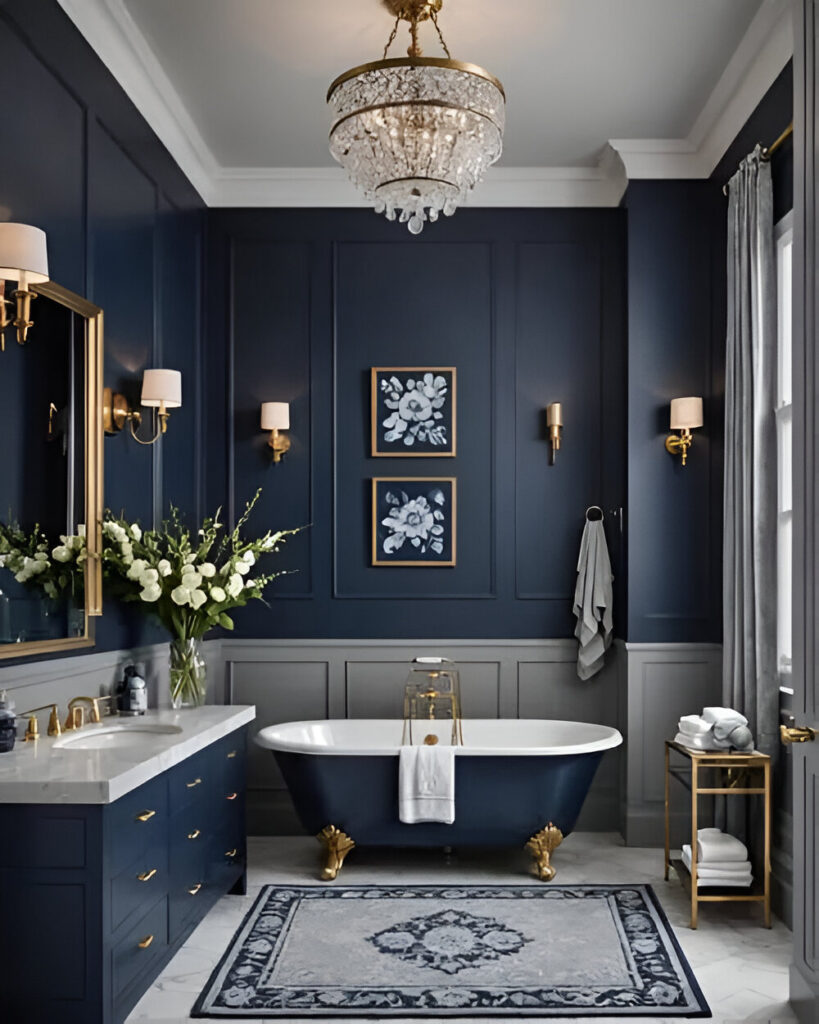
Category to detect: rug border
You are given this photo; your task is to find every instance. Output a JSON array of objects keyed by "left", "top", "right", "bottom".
[{"left": 190, "top": 883, "right": 712, "bottom": 1020}]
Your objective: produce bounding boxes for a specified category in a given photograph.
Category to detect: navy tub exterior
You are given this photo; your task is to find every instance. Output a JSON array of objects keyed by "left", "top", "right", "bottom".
[{"left": 272, "top": 748, "right": 605, "bottom": 846}]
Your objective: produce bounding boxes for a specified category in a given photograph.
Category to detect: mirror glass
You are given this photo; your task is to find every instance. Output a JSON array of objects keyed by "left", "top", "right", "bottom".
[{"left": 0, "top": 282, "right": 103, "bottom": 653}]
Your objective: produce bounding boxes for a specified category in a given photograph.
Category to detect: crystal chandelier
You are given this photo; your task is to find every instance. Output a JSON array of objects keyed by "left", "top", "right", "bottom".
[{"left": 327, "top": 0, "right": 505, "bottom": 234}]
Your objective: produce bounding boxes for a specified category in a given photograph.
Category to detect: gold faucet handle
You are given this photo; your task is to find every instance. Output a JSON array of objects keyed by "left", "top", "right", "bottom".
[
  {"left": 95, "top": 695, "right": 115, "bottom": 720},
  {"left": 18, "top": 704, "right": 61, "bottom": 740}
]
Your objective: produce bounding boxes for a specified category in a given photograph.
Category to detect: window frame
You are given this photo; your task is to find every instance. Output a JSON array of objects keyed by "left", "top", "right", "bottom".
[{"left": 775, "top": 209, "right": 794, "bottom": 691}]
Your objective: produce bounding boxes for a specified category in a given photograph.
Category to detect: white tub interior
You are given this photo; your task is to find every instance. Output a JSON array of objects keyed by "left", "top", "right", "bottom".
[{"left": 255, "top": 719, "right": 623, "bottom": 756}]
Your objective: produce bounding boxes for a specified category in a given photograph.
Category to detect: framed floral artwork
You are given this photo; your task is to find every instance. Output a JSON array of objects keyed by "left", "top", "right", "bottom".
[
  {"left": 371, "top": 478, "right": 456, "bottom": 566},
  {"left": 371, "top": 367, "right": 456, "bottom": 456}
]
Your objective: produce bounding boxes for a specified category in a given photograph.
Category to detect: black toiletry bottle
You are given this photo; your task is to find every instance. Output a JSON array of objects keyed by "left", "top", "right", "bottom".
[
  {"left": 0, "top": 690, "right": 16, "bottom": 752},
  {"left": 119, "top": 665, "right": 148, "bottom": 716}
]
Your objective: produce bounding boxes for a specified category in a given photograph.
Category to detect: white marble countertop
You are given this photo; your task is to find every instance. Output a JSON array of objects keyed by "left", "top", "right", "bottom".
[{"left": 0, "top": 705, "right": 255, "bottom": 805}]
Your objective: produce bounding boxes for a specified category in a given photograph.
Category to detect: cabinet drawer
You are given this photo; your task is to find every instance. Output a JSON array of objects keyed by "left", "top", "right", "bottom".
[
  {"left": 169, "top": 747, "right": 214, "bottom": 811},
  {"left": 111, "top": 842, "right": 168, "bottom": 934},
  {"left": 112, "top": 895, "right": 168, "bottom": 1000},
  {"left": 109, "top": 775, "right": 168, "bottom": 873},
  {"left": 169, "top": 846, "right": 209, "bottom": 940}
]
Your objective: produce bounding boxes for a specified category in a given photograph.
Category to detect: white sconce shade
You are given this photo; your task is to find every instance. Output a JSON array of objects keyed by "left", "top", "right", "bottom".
[
  {"left": 261, "top": 401, "right": 290, "bottom": 430},
  {"left": 141, "top": 369, "right": 182, "bottom": 408},
  {"left": 670, "top": 396, "right": 703, "bottom": 430},
  {"left": 0, "top": 223, "right": 49, "bottom": 283}
]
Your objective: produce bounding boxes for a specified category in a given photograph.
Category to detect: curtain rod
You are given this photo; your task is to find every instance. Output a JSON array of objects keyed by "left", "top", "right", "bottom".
[{"left": 722, "top": 121, "right": 793, "bottom": 195}]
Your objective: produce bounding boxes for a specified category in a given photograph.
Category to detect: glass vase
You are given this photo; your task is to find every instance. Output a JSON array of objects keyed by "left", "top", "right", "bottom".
[{"left": 169, "top": 638, "right": 207, "bottom": 709}]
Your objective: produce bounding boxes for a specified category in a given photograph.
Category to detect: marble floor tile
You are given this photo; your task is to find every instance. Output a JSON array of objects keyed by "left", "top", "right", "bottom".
[{"left": 126, "top": 833, "right": 797, "bottom": 1024}]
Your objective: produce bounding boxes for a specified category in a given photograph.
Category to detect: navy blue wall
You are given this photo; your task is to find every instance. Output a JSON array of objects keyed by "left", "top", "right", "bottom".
[
  {"left": 206, "top": 209, "right": 627, "bottom": 639},
  {"left": 0, "top": 0, "right": 205, "bottom": 657},
  {"left": 624, "top": 181, "right": 725, "bottom": 643},
  {"left": 623, "top": 60, "right": 793, "bottom": 644}
]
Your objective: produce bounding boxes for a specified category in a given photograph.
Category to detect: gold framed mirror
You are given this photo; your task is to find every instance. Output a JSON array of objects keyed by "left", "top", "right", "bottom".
[{"left": 0, "top": 280, "right": 103, "bottom": 657}]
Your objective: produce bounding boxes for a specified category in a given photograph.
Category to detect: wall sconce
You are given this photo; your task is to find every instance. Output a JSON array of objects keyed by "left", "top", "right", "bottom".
[
  {"left": 103, "top": 369, "right": 182, "bottom": 446},
  {"left": 261, "top": 402, "right": 290, "bottom": 462},
  {"left": 546, "top": 403, "right": 562, "bottom": 464},
  {"left": 665, "top": 396, "right": 703, "bottom": 466},
  {"left": 0, "top": 223, "right": 49, "bottom": 347}
]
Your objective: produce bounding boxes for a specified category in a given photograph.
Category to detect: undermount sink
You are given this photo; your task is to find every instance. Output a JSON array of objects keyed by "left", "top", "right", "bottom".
[{"left": 53, "top": 723, "right": 183, "bottom": 750}]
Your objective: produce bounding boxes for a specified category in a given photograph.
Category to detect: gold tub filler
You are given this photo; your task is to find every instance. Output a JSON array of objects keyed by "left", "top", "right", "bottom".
[{"left": 401, "top": 656, "right": 464, "bottom": 747}]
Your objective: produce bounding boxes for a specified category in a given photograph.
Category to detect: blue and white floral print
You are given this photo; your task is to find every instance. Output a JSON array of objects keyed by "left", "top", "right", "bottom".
[
  {"left": 381, "top": 487, "right": 446, "bottom": 555},
  {"left": 369, "top": 908, "right": 529, "bottom": 974},
  {"left": 381, "top": 372, "right": 449, "bottom": 447}
]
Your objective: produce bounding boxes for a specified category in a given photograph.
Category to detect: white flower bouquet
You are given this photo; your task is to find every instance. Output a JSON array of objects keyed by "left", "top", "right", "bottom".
[
  {"left": 0, "top": 521, "right": 86, "bottom": 600},
  {"left": 102, "top": 490, "right": 297, "bottom": 706}
]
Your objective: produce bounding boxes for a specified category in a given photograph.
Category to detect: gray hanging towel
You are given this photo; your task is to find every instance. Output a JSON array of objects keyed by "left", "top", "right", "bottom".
[{"left": 573, "top": 516, "right": 613, "bottom": 680}]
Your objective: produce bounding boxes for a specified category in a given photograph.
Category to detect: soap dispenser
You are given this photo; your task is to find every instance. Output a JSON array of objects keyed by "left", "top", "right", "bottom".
[
  {"left": 119, "top": 665, "right": 147, "bottom": 716},
  {"left": 0, "top": 690, "right": 16, "bottom": 752}
]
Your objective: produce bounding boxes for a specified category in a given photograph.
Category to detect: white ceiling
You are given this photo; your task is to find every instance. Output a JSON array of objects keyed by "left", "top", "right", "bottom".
[
  {"left": 120, "top": 0, "right": 760, "bottom": 168},
  {"left": 59, "top": 0, "right": 793, "bottom": 206}
]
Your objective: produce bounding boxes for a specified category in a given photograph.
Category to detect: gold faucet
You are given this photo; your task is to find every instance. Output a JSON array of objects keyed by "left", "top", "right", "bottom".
[
  {"left": 63, "top": 695, "right": 112, "bottom": 731},
  {"left": 18, "top": 704, "right": 62, "bottom": 742}
]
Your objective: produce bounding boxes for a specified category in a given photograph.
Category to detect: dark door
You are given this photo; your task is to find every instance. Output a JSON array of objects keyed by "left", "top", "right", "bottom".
[{"left": 789, "top": 3, "right": 819, "bottom": 1018}]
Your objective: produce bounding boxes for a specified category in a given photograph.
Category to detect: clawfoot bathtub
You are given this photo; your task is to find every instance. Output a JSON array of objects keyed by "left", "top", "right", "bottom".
[{"left": 255, "top": 719, "right": 622, "bottom": 881}]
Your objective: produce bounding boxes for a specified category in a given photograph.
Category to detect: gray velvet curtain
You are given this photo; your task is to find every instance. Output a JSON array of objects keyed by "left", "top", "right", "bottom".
[{"left": 723, "top": 145, "right": 778, "bottom": 756}]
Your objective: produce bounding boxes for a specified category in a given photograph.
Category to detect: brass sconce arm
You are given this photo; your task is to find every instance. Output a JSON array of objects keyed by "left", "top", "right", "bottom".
[
  {"left": 0, "top": 288, "right": 36, "bottom": 346},
  {"left": 665, "top": 428, "right": 693, "bottom": 466},
  {"left": 267, "top": 428, "right": 291, "bottom": 463},
  {"left": 103, "top": 388, "right": 173, "bottom": 446}
]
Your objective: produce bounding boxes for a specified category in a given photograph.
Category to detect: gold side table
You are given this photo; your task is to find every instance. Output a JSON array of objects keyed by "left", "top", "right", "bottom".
[{"left": 664, "top": 740, "right": 771, "bottom": 929}]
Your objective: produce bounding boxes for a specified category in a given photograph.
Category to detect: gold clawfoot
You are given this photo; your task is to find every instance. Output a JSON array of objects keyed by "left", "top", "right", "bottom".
[
  {"left": 317, "top": 825, "right": 355, "bottom": 881},
  {"left": 525, "top": 822, "right": 564, "bottom": 881}
]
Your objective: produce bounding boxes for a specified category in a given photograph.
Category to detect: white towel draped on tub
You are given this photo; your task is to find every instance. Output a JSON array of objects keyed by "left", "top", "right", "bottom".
[
  {"left": 573, "top": 518, "right": 613, "bottom": 680},
  {"left": 399, "top": 744, "right": 455, "bottom": 824}
]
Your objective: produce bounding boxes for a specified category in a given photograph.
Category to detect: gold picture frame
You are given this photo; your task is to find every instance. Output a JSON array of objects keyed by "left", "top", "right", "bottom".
[
  {"left": 371, "top": 477, "right": 457, "bottom": 567},
  {"left": 0, "top": 281, "right": 103, "bottom": 660},
  {"left": 370, "top": 367, "right": 456, "bottom": 457}
]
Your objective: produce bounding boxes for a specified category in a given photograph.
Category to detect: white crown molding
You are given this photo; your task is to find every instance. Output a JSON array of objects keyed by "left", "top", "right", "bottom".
[
  {"left": 60, "top": 0, "right": 790, "bottom": 204},
  {"left": 208, "top": 157, "right": 628, "bottom": 208},
  {"left": 57, "top": 0, "right": 217, "bottom": 204},
  {"left": 610, "top": 0, "right": 793, "bottom": 180}
]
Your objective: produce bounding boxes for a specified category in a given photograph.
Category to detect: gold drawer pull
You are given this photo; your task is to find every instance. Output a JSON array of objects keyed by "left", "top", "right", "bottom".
[
  {"left": 138, "top": 935, "right": 154, "bottom": 949},
  {"left": 137, "top": 868, "right": 157, "bottom": 882},
  {"left": 187, "top": 829, "right": 201, "bottom": 840},
  {"left": 135, "top": 810, "right": 155, "bottom": 822},
  {"left": 226, "top": 848, "right": 237, "bottom": 858},
  {"left": 226, "top": 792, "right": 238, "bottom": 801},
  {"left": 227, "top": 750, "right": 237, "bottom": 759},
  {"left": 186, "top": 777, "right": 202, "bottom": 789},
  {"left": 188, "top": 883, "right": 202, "bottom": 895}
]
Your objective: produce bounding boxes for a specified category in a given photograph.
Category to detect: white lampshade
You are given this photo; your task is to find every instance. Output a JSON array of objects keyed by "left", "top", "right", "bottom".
[
  {"left": 0, "top": 223, "right": 49, "bottom": 283},
  {"left": 141, "top": 369, "right": 181, "bottom": 408},
  {"left": 670, "top": 396, "right": 703, "bottom": 430},
  {"left": 261, "top": 401, "right": 289, "bottom": 431}
]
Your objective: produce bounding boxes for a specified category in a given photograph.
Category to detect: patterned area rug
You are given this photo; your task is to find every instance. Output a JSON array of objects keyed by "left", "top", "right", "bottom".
[{"left": 192, "top": 885, "right": 710, "bottom": 1018}]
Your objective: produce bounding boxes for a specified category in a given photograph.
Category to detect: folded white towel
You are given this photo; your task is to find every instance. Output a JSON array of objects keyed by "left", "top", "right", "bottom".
[
  {"left": 682, "top": 846, "right": 752, "bottom": 883},
  {"left": 695, "top": 829, "right": 748, "bottom": 864},
  {"left": 399, "top": 744, "right": 455, "bottom": 824},
  {"left": 673, "top": 731, "right": 730, "bottom": 751},
  {"left": 678, "top": 714, "right": 711, "bottom": 736}
]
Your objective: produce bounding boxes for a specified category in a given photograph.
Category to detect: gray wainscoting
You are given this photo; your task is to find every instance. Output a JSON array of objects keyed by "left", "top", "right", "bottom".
[
  {"left": 621, "top": 642, "right": 723, "bottom": 847},
  {"left": 0, "top": 640, "right": 223, "bottom": 722}
]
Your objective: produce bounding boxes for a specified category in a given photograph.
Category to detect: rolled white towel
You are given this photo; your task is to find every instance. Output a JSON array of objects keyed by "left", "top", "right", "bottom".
[
  {"left": 702, "top": 707, "right": 748, "bottom": 737},
  {"left": 678, "top": 714, "right": 711, "bottom": 737},
  {"left": 682, "top": 846, "right": 752, "bottom": 883},
  {"left": 696, "top": 829, "right": 748, "bottom": 864}
]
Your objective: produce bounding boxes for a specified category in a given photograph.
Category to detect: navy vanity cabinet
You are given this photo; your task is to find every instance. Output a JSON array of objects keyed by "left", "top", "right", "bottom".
[{"left": 0, "top": 723, "right": 249, "bottom": 1024}]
